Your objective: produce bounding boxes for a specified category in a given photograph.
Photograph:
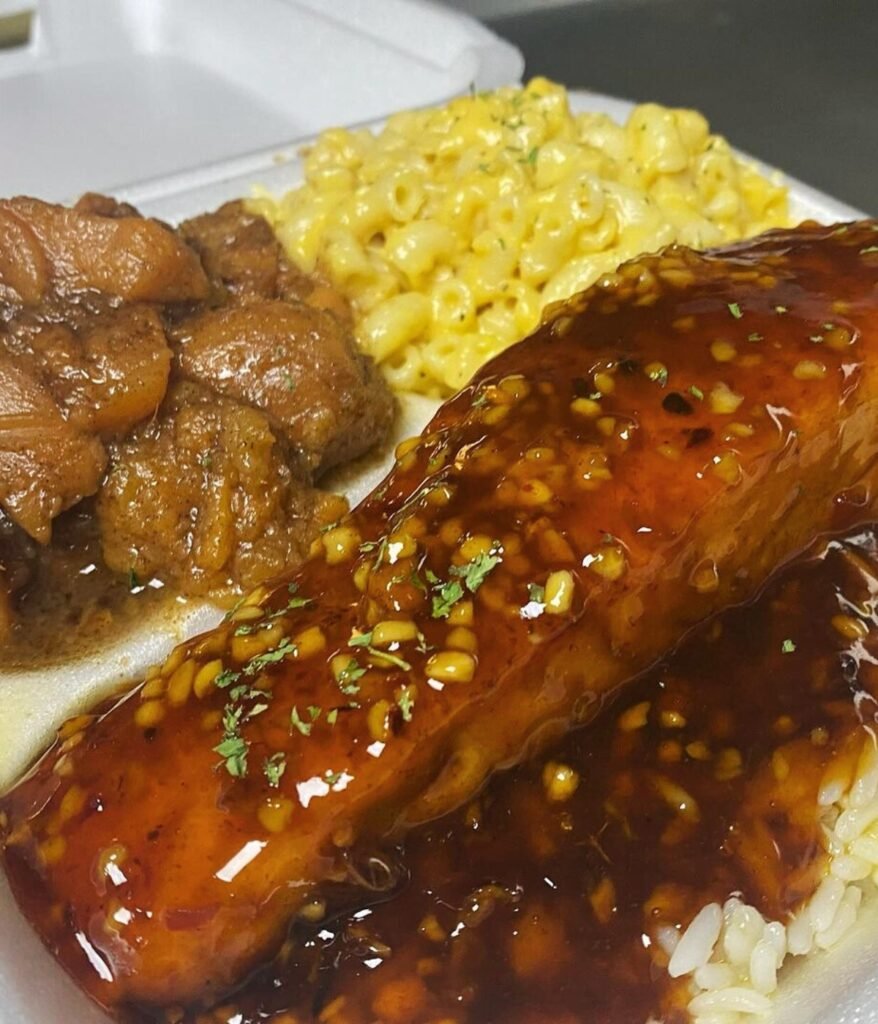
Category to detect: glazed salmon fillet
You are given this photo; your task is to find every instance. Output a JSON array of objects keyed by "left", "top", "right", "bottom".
[{"left": 3, "top": 222, "right": 878, "bottom": 1014}]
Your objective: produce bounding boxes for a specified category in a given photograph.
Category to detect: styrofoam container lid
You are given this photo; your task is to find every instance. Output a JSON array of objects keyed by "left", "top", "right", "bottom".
[{"left": 0, "top": 0, "right": 522, "bottom": 200}]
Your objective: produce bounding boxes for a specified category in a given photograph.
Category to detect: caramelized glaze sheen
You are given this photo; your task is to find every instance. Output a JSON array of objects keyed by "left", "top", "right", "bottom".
[
  {"left": 3, "top": 222, "right": 878, "bottom": 1015},
  {"left": 141, "top": 529, "right": 878, "bottom": 1024}
]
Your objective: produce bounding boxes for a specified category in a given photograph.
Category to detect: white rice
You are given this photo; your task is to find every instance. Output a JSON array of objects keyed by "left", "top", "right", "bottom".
[{"left": 665, "top": 735, "right": 878, "bottom": 1022}]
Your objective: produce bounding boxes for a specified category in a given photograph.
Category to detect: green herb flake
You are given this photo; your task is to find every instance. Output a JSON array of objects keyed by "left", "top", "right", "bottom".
[
  {"left": 397, "top": 688, "right": 416, "bottom": 723},
  {"left": 263, "top": 752, "right": 286, "bottom": 788},
  {"left": 337, "top": 658, "right": 367, "bottom": 695},
  {"left": 366, "top": 647, "right": 412, "bottom": 672},
  {"left": 127, "top": 568, "right": 141, "bottom": 590},
  {"left": 326, "top": 709, "right": 339, "bottom": 726},
  {"left": 527, "top": 583, "right": 546, "bottom": 604},
  {"left": 290, "top": 705, "right": 313, "bottom": 736},
  {"left": 452, "top": 549, "right": 502, "bottom": 593},
  {"left": 431, "top": 578, "right": 465, "bottom": 619},
  {"left": 243, "top": 637, "right": 297, "bottom": 677},
  {"left": 727, "top": 302, "right": 743, "bottom": 319},
  {"left": 283, "top": 372, "right": 296, "bottom": 393},
  {"left": 747, "top": 332, "right": 763, "bottom": 343},
  {"left": 214, "top": 735, "right": 249, "bottom": 778},
  {"left": 215, "top": 669, "right": 241, "bottom": 690},
  {"left": 526, "top": 145, "right": 539, "bottom": 166},
  {"left": 324, "top": 769, "right": 344, "bottom": 788},
  {"left": 689, "top": 385, "right": 704, "bottom": 401},
  {"left": 234, "top": 623, "right": 256, "bottom": 636},
  {"left": 781, "top": 638, "right": 796, "bottom": 654},
  {"left": 648, "top": 365, "right": 668, "bottom": 386},
  {"left": 471, "top": 392, "right": 489, "bottom": 409},
  {"left": 349, "top": 629, "right": 374, "bottom": 648}
]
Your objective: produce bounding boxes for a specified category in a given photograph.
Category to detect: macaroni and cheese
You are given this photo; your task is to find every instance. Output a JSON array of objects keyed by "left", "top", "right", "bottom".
[{"left": 251, "top": 79, "right": 789, "bottom": 396}]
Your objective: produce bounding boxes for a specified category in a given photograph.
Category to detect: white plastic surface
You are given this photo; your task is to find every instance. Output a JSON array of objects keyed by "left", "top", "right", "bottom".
[
  {"left": 0, "top": 89, "right": 871, "bottom": 1024},
  {"left": 0, "top": 0, "right": 522, "bottom": 200}
]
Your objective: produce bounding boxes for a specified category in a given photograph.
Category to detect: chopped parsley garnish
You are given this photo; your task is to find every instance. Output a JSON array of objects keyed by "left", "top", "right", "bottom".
[
  {"left": 349, "top": 630, "right": 374, "bottom": 648},
  {"left": 454, "top": 549, "right": 502, "bottom": 592},
  {"left": 397, "top": 687, "right": 416, "bottom": 722},
  {"left": 337, "top": 658, "right": 366, "bottom": 695},
  {"left": 648, "top": 365, "right": 669, "bottom": 386},
  {"left": 215, "top": 669, "right": 241, "bottom": 690},
  {"left": 326, "top": 709, "right": 339, "bottom": 726},
  {"left": 428, "top": 549, "right": 502, "bottom": 618},
  {"left": 323, "top": 769, "right": 348, "bottom": 788},
  {"left": 234, "top": 623, "right": 256, "bottom": 636},
  {"left": 283, "top": 372, "right": 296, "bottom": 392},
  {"left": 526, "top": 145, "right": 539, "bottom": 167},
  {"left": 781, "top": 638, "right": 796, "bottom": 654},
  {"left": 471, "top": 392, "right": 489, "bottom": 409},
  {"left": 527, "top": 583, "right": 546, "bottom": 604},
  {"left": 727, "top": 302, "right": 743, "bottom": 319},
  {"left": 747, "top": 332, "right": 763, "bottom": 342},
  {"left": 243, "top": 637, "right": 297, "bottom": 676},
  {"left": 275, "top": 584, "right": 313, "bottom": 614},
  {"left": 688, "top": 385, "right": 704, "bottom": 401},
  {"left": 215, "top": 699, "right": 251, "bottom": 778},
  {"left": 263, "top": 753, "right": 286, "bottom": 788},
  {"left": 290, "top": 705, "right": 318, "bottom": 736},
  {"left": 127, "top": 568, "right": 141, "bottom": 590},
  {"left": 431, "top": 578, "right": 465, "bottom": 619},
  {"left": 214, "top": 735, "right": 249, "bottom": 778},
  {"left": 367, "top": 647, "right": 412, "bottom": 672}
]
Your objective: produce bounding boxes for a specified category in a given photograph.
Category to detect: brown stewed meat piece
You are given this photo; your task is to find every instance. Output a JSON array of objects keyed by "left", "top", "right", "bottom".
[
  {"left": 97, "top": 382, "right": 348, "bottom": 595},
  {"left": 0, "top": 354, "right": 106, "bottom": 543},
  {"left": 178, "top": 200, "right": 352, "bottom": 323},
  {"left": 0, "top": 196, "right": 209, "bottom": 307},
  {"left": 3, "top": 305, "right": 171, "bottom": 436},
  {"left": 73, "top": 192, "right": 141, "bottom": 219},
  {"left": 174, "top": 299, "right": 395, "bottom": 474}
]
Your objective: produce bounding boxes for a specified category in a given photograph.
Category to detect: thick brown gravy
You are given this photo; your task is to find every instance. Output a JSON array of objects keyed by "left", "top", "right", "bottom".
[
  {"left": 0, "top": 504, "right": 175, "bottom": 667},
  {"left": 119, "top": 529, "right": 878, "bottom": 1024}
]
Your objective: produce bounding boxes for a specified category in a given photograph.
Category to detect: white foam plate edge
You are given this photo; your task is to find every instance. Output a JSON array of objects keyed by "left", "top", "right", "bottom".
[{"left": 0, "top": 89, "right": 872, "bottom": 1024}]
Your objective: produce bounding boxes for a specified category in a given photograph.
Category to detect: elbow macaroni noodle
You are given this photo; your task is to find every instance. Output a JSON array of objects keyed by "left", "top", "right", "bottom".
[{"left": 250, "top": 79, "right": 789, "bottom": 397}]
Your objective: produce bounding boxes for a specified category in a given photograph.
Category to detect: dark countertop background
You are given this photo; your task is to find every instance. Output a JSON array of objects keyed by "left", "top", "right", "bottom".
[{"left": 488, "top": 0, "right": 877, "bottom": 215}]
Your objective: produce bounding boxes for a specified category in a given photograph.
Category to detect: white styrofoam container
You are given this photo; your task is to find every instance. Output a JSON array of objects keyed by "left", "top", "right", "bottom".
[
  {"left": 0, "top": 0, "right": 522, "bottom": 200},
  {"left": 0, "top": 15, "right": 872, "bottom": 1019}
]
